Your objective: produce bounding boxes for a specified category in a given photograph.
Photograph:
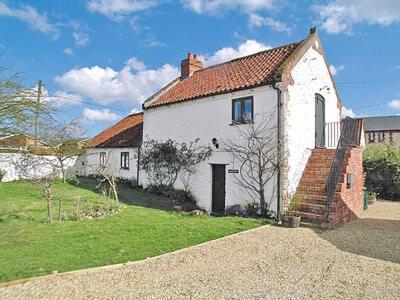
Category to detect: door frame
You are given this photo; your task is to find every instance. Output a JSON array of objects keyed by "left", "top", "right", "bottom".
[
  {"left": 211, "top": 164, "right": 227, "bottom": 214},
  {"left": 315, "top": 93, "right": 326, "bottom": 148}
]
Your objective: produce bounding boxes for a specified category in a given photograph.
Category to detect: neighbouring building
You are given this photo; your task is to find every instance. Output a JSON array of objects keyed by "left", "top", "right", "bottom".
[
  {"left": 364, "top": 115, "right": 400, "bottom": 148},
  {"left": 0, "top": 133, "right": 47, "bottom": 151},
  {"left": 80, "top": 112, "right": 143, "bottom": 180}
]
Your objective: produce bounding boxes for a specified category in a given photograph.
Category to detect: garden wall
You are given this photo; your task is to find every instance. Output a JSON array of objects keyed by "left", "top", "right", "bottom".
[{"left": 0, "top": 153, "right": 78, "bottom": 182}]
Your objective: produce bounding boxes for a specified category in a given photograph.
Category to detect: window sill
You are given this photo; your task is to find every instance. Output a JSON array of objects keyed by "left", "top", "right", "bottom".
[
  {"left": 229, "top": 120, "right": 254, "bottom": 126},
  {"left": 120, "top": 168, "right": 129, "bottom": 170}
]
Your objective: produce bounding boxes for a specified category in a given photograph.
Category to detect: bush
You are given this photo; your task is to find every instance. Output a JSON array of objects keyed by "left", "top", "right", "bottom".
[
  {"left": 363, "top": 144, "right": 400, "bottom": 200},
  {"left": 144, "top": 184, "right": 195, "bottom": 204},
  {"left": 63, "top": 200, "right": 122, "bottom": 221}
]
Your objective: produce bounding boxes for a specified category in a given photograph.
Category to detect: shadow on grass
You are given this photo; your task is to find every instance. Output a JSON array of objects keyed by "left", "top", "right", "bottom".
[
  {"left": 316, "top": 216, "right": 400, "bottom": 264},
  {"left": 75, "top": 177, "right": 182, "bottom": 212}
]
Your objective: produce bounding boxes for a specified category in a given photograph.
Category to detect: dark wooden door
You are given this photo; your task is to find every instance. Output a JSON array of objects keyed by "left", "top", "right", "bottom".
[
  {"left": 212, "top": 164, "right": 226, "bottom": 214},
  {"left": 315, "top": 94, "right": 325, "bottom": 148}
]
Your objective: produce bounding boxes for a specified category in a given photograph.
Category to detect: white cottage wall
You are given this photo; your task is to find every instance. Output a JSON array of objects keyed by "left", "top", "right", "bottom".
[
  {"left": 143, "top": 86, "right": 279, "bottom": 212},
  {"left": 286, "top": 43, "right": 342, "bottom": 196},
  {"left": 83, "top": 147, "right": 140, "bottom": 182}
]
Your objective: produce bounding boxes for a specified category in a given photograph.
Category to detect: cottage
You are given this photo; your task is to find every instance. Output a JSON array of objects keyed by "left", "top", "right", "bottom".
[
  {"left": 85, "top": 29, "right": 364, "bottom": 228},
  {"left": 141, "top": 29, "right": 364, "bottom": 228},
  {"left": 364, "top": 115, "right": 400, "bottom": 147},
  {"left": 82, "top": 112, "right": 143, "bottom": 181}
]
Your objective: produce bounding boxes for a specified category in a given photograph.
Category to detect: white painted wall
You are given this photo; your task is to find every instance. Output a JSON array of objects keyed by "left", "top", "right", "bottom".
[
  {"left": 82, "top": 147, "right": 140, "bottom": 182},
  {"left": 143, "top": 86, "right": 279, "bottom": 212},
  {"left": 0, "top": 153, "right": 78, "bottom": 182},
  {"left": 286, "top": 43, "right": 342, "bottom": 196}
]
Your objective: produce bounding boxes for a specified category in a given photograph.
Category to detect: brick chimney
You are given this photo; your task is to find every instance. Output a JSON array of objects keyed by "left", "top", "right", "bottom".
[{"left": 181, "top": 52, "right": 203, "bottom": 79}]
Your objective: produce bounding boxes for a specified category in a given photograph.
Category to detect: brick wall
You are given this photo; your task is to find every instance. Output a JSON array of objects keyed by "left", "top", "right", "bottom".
[{"left": 330, "top": 147, "right": 364, "bottom": 227}]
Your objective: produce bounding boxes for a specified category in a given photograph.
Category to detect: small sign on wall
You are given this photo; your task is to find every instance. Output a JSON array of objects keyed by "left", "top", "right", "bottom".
[{"left": 228, "top": 169, "right": 239, "bottom": 174}]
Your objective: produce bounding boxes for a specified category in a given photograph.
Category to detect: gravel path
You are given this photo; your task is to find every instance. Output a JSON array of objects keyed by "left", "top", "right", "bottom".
[{"left": 1, "top": 200, "right": 400, "bottom": 300}]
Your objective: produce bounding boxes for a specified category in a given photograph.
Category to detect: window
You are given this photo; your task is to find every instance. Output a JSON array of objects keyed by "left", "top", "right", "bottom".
[
  {"left": 99, "top": 152, "right": 106, "bottom": 166},
  {"left": 121, "top": 152, "right": 129, "bottom": 170},
  {"left": 368, "top": 132, "right": 375, "bottom": 143},
  {"left": 379, "top": 131, "right": 385, "bottom": 142},
  {"left": 232, "top": 96, "right": 253, "bottom": 124}
]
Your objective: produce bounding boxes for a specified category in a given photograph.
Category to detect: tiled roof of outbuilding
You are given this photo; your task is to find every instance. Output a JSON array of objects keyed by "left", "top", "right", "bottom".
[
  {"left": 88, "top": 112, "right": 143, "bottom": 148},
  {"left": 147, "top": 40, "right": 304, "bottom": 108}
]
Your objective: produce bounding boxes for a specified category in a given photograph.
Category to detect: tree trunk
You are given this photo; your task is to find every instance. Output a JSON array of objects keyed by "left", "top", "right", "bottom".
[
  {"left": 58, "top": 199, "right": 62, "bottom": 222},
  {"left": 46, "top": 188, "right": 52, "bottom": 223}
]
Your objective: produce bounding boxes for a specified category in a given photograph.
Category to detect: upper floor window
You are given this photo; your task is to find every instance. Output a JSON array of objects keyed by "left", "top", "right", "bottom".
[
  {"left": 379, "top": 131, "right": 385, "bottom": 142},
  {"left": 99, "top": 152, "right": 106, "bottom": 166},
  {"left": 232, "top": 96, "right": 253, "bottom": 124},
  {"left": 121, "top": 152, "right": 129, "bottom": 170},
  {"left": 368, "top": 132, "right": 375, "bottom": 143}
]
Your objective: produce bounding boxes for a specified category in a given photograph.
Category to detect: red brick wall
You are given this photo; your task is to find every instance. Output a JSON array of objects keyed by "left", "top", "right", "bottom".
[{"left": 330, "top": 147, "right": 364, "bottom": 226}]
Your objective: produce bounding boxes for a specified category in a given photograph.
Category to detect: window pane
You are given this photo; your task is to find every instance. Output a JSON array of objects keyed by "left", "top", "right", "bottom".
[
  {"left": 243, "top": 99, "right": 252, "bottom": 121},
  {"left": 233, "top": 101, "right": 241, "bottom": 122}
]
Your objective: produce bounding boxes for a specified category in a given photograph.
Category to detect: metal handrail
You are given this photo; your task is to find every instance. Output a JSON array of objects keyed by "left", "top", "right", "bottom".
[{"left": 325, "top": 117, "right": 359, "bottom": 219}]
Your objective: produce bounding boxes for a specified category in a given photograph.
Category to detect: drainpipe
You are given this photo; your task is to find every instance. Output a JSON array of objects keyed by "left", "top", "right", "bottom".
[
  {"left": 272, "top": 83, "right": 283, "bottom": 220},
  {"left": 136, "top": 145, "right": 141, "bottom": 185}
]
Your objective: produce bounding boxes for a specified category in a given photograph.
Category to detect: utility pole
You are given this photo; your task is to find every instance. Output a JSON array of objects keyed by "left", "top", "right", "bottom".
[{"left": 33, "top": 80, "right": 42, "bottom": 153}]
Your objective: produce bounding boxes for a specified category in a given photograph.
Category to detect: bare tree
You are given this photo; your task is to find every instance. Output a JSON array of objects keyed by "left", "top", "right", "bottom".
[
  {"left": 224, "top": 113, "right": 282, "bottom": 212},
  {"left": 39, "top": 120, "right": 85, "bottom": 182},
  {"left": 93, "top": 152, "right": 120, "bottom": 202},
  {"left": 0, "top": 66, "right": 53, "bottom": 135}
]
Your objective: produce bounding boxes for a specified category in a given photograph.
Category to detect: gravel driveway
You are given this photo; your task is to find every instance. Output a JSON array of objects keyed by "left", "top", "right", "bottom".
[{"left": 1, "top": 200, "right": 400, "bottom": 300}]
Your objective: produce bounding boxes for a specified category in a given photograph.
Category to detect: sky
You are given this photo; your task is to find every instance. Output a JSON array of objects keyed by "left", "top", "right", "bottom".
[{"left": 0, "top": 0, "right": 400, "bottom": 137}]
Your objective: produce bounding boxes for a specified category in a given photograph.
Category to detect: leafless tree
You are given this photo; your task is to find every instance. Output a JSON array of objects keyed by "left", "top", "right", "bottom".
[
  {"left": 224, "top": 112, "right": 282, "bottom": 212},
  {"left": 93, "top": 152, "right": 120, "bottom": 203}
]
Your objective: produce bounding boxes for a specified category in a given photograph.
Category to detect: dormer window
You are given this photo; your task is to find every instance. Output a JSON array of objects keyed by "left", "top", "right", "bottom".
[{"left": 232, "top": 96, "right": 253, "bottom": 124}]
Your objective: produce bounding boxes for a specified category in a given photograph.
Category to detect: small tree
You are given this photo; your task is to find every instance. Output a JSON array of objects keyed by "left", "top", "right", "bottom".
[
  {"left": 224, "top": 113, "right": 281, "bottom": 213},
  {"left": 94, "top": 152, "right": 120, "bottom": 202},
  {"left": 39, "top": 120, "right": 85, "bottom": 182},
  {"left": 140, "top": 138, "right": 212, "bottom": 188}
]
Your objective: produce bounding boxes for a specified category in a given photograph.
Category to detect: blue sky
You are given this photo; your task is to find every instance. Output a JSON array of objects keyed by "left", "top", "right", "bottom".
[{"left": 0, "top": 0, "right": 400, "bottom": 136}]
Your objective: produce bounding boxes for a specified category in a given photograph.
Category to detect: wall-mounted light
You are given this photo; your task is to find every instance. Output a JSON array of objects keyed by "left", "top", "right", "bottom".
[{"left": 212, "top": 137, "right": 219, "bottom": 149}]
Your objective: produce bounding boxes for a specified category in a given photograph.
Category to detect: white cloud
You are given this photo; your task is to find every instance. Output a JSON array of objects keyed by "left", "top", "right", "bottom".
[
  {"left": 73, "top": 32, "right": 90, "bottom": 47},
  {"left": 182, "top": 0, "right": 276, "bottom": 14},
  {"left": 248, "top": 13, "right": 291, "bottom": 33},
  {"left": 0, "top": 2, "right": 59, "bottom": 39},
  {"left": 313, "top": 0, "right": 400, "bottom": 35},
  {"left": 63, "top": 48, "right": 74, "bottom": 56},
  {"left": 82, "top": 108, "right": 120, "bottom": 122},
  {"left": 342, "top": 106, "right": 357, "bottom": 118},
  {"left": 389, "top": 99, "right": 400, "bottom": 110},
  {"left": 55, "top": 58, "right": 179, "bottom": 105},
  {"left": 201, "top": 39, "right": 271, "bottom": 66},
  {"left": 329, "top": 64, "right": 345, "bottom": 76},
  {"left": 87, "top": 0, "right": 160, "bottom": 19}
]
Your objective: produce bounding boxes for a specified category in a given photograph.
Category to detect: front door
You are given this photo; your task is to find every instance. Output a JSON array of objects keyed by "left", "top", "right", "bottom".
[
  {"left": 212, "top": 164, "right": 226, "bottom": 214},
  {"left": 315, "top": 94, "right": 325, "bottom": 148}
]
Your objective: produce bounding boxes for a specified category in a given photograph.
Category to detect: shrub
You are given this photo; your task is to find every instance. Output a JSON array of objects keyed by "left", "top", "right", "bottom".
[
  {"left": 144, "top": 184, "right": 195, "bottom": 204},
  {"left": 225, "top": 204, "right": 245, "bottom": 216},
  {"left": 63, "top": 200, "right": 122, "bottom": 221},
  {"left": 363, "top": 144, "right": 400, "bottom": 200}
]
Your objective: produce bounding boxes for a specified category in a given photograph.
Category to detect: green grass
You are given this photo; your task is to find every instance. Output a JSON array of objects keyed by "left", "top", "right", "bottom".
[{"left": 0, "top": 179, "right": 266, "bottom": 282}]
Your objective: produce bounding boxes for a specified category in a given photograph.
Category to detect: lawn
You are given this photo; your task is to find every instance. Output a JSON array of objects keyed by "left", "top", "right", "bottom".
[{"left": 0, "top": 179, "right": 266, "bottom": 282}]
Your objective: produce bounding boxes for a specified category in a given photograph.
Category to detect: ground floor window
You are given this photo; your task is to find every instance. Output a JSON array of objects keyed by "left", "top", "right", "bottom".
[
  {"left": 379, "top": 131, "right": 385, "bottom": 142},
  {"left": 121, "top": 152, "right": 129, "bottom": 170},
  {"left": 368, "top": 132, "right": 374, "bottom": 143},
  {"left": 100, "top": 152, "right": 106, "bottom": 166}
]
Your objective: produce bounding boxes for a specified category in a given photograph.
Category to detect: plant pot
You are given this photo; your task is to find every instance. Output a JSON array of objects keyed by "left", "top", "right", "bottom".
[{"left": 287, "top": 215, "right": 301, "bottom": 228}]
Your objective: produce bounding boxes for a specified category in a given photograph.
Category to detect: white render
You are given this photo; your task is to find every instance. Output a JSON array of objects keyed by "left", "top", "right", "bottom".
[
  {"left": 285, "top": 43, "right": 341, "bottom": 196},
  {"left": 143, "top": 86, "right": 279, "bottom": 212},
  {"left": 82, "top": 147, "right": 140, "bottom": 182},
  {"left": 142, "top": 39, "right": 342, "bottom": 213},
  {"left": 0, "top": 153, "right": 77, "bottom": 182}
]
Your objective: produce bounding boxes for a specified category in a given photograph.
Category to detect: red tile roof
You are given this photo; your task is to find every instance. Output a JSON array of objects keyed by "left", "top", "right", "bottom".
[
  {"left": 147, "top": 40, "right": 304, "bottom": 108},
  {"left": 88, "top": 112, "right": 143, "bottom": 148}
]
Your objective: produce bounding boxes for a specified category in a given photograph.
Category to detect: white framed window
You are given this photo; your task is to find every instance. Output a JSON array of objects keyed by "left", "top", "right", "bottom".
[
  {"left": 121, "top": 152, "right": 129, "bottom": 170},
  {"left": 99, "top": 152, "right": 106, "bottom": 166},
  {"left": 379, "top": 131, "right": 385, "bottom": 142},
  {"left": 368, "top": 132, "right": 375, "bottom": 143}
]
